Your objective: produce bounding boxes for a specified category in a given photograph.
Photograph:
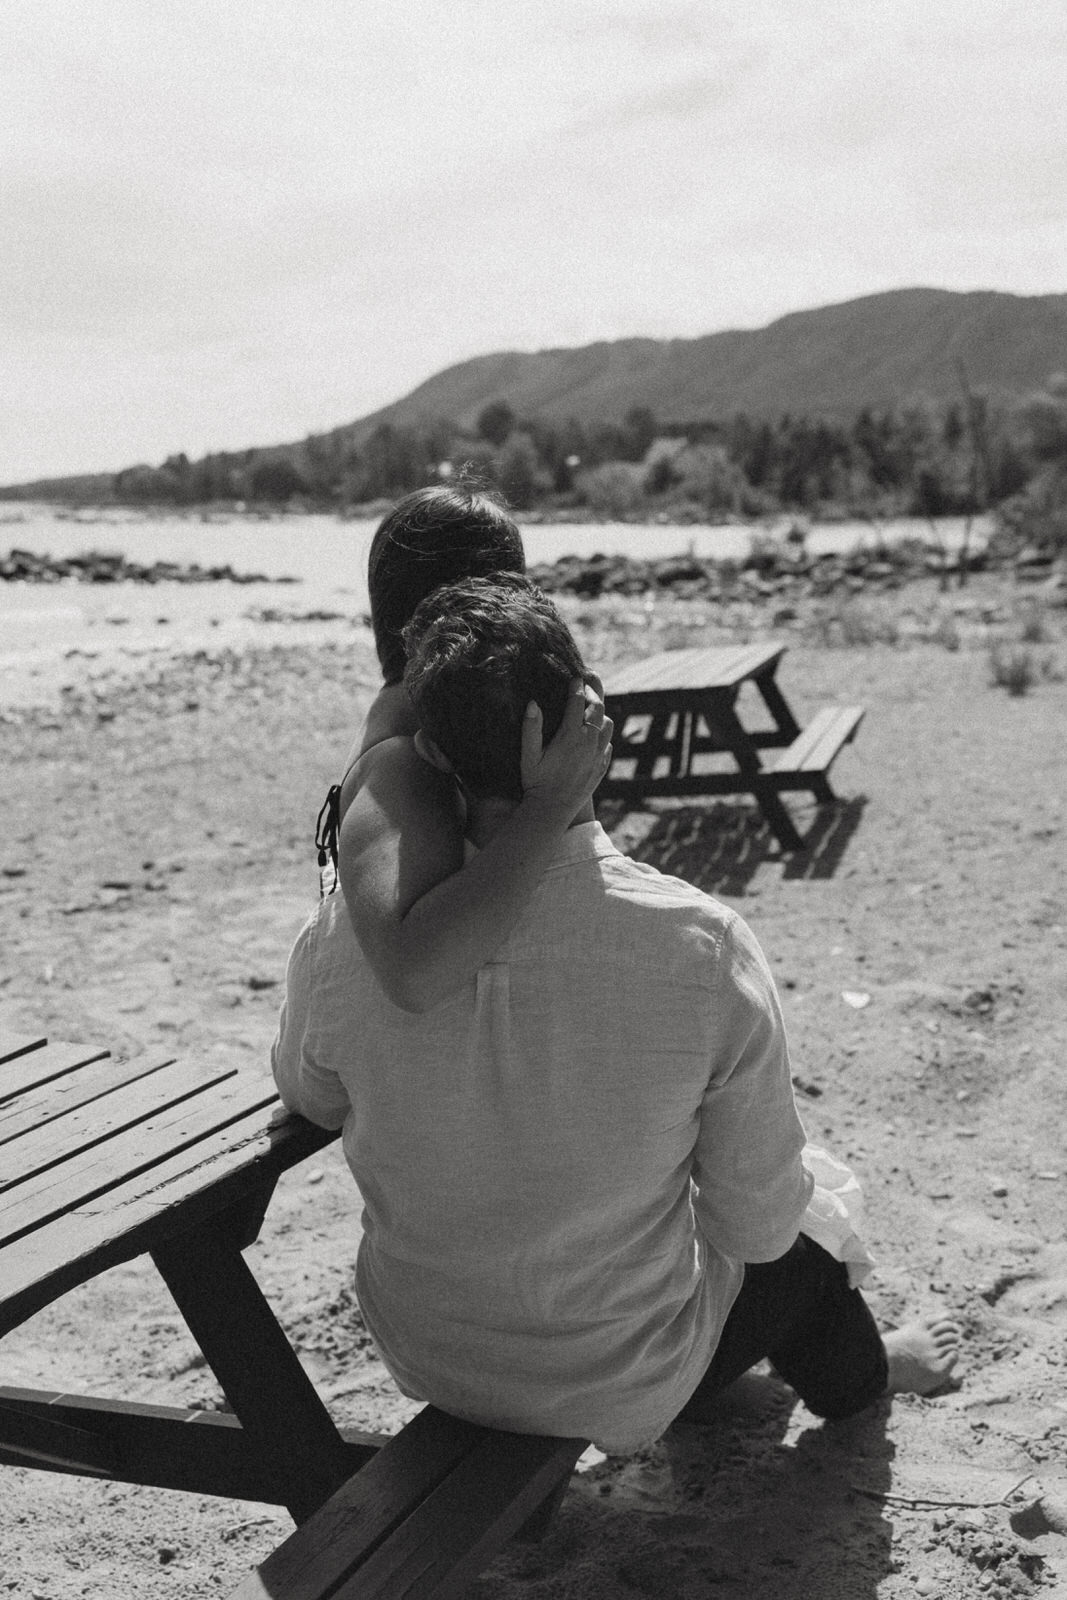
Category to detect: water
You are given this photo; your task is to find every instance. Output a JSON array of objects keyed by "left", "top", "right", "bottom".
[{"left": 1, "top": 505, "right": 991, "bottom": 705}]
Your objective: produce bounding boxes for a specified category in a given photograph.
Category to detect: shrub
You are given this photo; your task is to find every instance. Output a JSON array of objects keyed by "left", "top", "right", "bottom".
[
  {"left": 477, "top": 401, "right": 516, "bottom": 447},
  {"left": 928, "top": 613, "right": 962, "bottom": 652},
  {"left": 994, "top": 465, "right": 1067, "bottom": 559},
  {"left": 1016, "top": 598, "right": 1052, "bottom": 644},
  {"left": 746, "top": 531, "right": 788, "bottom": 576},
  {"left": 988, "top": 641, "right": 1037, "bottom": 695},
  {"left": 495, "top": 432, "right": 551, "bottom": 510},
  {"left": 673, "top": 444, "right": 747, "bottom": 517},
  {"left": 250, "top": 457, "right": 309, "bottom": 502},
  {"left": 575, "top": 462, "right": 648, "bottom": 520}
]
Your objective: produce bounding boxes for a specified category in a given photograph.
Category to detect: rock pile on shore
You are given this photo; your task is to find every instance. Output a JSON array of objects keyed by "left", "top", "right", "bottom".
[
  {"left": 529, "top": 538, "right": 1059, "bottom": 601},
  {"left": 0, "top": 547, "right": 297, "bottom": 584}
]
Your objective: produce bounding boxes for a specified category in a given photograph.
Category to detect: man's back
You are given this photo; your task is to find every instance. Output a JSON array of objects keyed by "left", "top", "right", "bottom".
[{"left": 273, "top": 822, "right": 809, "bottom": 1452}]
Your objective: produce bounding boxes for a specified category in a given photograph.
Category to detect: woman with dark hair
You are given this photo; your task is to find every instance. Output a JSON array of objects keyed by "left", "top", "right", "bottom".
[
  {"left": 365, "top": 486, "right": 525, "bottom": 686},
  {"left": 318, "top": 484, "right": 613, "bottom": 1012}
]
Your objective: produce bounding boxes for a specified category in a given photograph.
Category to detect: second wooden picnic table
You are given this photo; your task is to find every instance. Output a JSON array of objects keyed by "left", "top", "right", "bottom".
[{"left": 597, "top": 642, "right": 864, "bottom": 852}]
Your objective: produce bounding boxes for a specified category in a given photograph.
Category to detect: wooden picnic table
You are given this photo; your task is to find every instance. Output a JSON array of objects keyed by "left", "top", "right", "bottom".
[
  {"left": 598, "top": 642, "right": 864, "bottom": 852},
  {"left": 0, "top": 1031, "right": 584, "bottom": 1596},
  {"left": 0, "top": 1028, "right": 368, "bottom": 1521}
]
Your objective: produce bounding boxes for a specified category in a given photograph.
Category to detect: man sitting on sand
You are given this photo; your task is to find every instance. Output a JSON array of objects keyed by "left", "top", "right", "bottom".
[{"left": 272, "top": 574, "right": 959, "bottom": 1452}]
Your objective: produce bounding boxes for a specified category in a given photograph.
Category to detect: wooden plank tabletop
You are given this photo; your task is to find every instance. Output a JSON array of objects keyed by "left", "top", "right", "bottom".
[
  {"left": 0, "top": 1035, "right": 112, "bottom": 1103},
  {"left": 602, "top": 642, "right": 786, "bottom": 699},
  {"left": 0, "top": 1037, "right": 338, "bottom": 1337},
  {"left": 0, "top": 1033, "right": 47, "bottom": 1064},
  {"left": 0, "top": 1055, "right": 233, "bottom": 1195}
]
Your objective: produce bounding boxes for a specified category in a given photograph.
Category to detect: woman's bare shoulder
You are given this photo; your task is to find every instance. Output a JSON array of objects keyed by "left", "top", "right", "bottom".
[
  {"left": 340, "top": 735, "right": 461, "bottom": 840},
  {"left": 353, "top": 731, "right": 420, "bottom": 770},
  {"left": 342, "top": 734, "right": 424, "bottom": 800}
]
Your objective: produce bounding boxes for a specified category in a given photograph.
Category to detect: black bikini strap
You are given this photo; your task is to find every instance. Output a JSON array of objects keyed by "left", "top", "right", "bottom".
[
  {"left": 315, "top": 785, "right": 342, "bottom": 899},
  {"left": 314, "top": 752, "right": 364, "bottom": 899}
]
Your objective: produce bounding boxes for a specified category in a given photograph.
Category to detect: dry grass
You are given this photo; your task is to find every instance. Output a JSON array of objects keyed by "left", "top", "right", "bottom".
[{"left": 806, "top": 598, "right": 902, "bottom": 647}]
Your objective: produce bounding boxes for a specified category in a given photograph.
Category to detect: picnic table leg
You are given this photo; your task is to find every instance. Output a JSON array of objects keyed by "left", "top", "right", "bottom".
[
  {"left": 753, "top": 788, "right": 804, "bottom": 851},
  {"left": 699, "top": 697, "right": 805, "bottom": 853},
  {"left": 674, "top": 711, "right": 694, "bottom": 780},
  {"left": 807, "top": 771, "right": 836, "bottom": 806},
  {"left": 753, "top": 669, "right": 802, "bottom": 744},
  {"left": 632, "top": 711, "right": 677, "bottom": 791},
  {"left": 152, "top": 1226, "right": 352, "bottom": 1523}
]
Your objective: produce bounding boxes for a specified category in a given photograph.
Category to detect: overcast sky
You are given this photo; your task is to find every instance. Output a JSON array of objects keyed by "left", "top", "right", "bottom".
[{"left": 3, "top": 0, "right": 1067, "bottom": 481}]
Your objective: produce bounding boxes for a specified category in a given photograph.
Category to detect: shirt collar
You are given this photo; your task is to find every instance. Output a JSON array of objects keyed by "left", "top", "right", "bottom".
[
  {"left": 464, "top": 819, "right": 622, "bottom": 868},
  {"left": 543, "top": 820, "right": 623, "bottom": 872}
]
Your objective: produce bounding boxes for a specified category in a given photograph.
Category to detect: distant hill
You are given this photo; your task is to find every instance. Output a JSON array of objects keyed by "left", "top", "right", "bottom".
[
  {"left": 4, "top": 287, "right": 1066, "bottom": 499},
  {"left": 346, "top": 287, "right": 1067, "bottom": 439}
]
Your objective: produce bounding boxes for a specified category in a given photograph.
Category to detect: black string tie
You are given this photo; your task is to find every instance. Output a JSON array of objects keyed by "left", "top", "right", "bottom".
[{"left": 315, "top": 784, "right": 341, "bottom": 898}]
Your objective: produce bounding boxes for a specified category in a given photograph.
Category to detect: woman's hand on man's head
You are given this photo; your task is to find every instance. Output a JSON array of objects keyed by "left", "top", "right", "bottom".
[{"left": 520, "top": 676, "right": 613, "bottom": 819}]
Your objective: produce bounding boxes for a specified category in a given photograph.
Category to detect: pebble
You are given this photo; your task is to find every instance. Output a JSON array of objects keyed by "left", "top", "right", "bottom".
[
  {"left": 1038, "top": 1491, "right": 1067, "bottom": 1534},
  {"left": 915, "top": 1577, "right": 938, "bottom": 1595}
]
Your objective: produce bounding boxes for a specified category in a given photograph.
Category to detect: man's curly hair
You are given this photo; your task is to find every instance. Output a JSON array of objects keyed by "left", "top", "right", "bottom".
[{"left": 402, "top": 574, "right": 586, "bottom": 801}]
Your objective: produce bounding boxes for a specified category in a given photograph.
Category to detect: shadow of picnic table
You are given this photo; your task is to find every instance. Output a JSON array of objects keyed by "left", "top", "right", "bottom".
[{"left": 601, "top": 796, "right": 868, "bottom": 897}]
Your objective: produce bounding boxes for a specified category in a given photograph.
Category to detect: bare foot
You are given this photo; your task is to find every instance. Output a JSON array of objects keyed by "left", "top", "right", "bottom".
[{"left": 883, "top": 1317, "right": 961, "bottom": 1396}]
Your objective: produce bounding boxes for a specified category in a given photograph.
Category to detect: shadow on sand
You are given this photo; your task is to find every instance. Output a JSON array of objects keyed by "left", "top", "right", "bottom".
[
  {"left": 598, "top": 796, "right": 868, "bottom": 896},
  {"left": 505, "top": 1375, "right": 896, "bottom": 1598},
  {"left": 524, "top": 1373, "right": 894, "bottom": 1600}
]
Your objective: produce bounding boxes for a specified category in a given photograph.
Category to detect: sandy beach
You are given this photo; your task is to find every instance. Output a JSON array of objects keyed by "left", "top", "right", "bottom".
[{"left": 1, "top": 570, "right": 1065, "bottom": 1598}]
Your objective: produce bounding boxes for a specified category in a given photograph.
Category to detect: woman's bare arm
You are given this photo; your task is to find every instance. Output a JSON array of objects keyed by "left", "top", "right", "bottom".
[{"left": 338, "top": 681, "right": 611, "bottom": 1012}]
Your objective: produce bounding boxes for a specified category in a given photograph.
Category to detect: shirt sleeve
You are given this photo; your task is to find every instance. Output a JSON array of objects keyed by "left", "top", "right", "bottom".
[
  {"left": 271, "top": 918, "right": 351, "bottom": 1131},
  {"left": 691, "top": 912, "right": 813, "bottom": 1263}
]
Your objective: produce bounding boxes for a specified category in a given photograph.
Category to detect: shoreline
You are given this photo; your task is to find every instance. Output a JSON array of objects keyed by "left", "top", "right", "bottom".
[
  {"left": 3, "top": 572, "right": 1061, "bottom": 727},
  {"left": 3, "top": 547, "right": 1060, "bottom": 717},
  {"left": 0, "top": 497, "right": 997, "bottom": 524}
]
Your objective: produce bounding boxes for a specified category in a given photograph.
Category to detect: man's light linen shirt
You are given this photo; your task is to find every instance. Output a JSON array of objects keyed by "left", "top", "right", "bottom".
[{"left": 272, "top": 821, "right": 812, "bottom": 1453}]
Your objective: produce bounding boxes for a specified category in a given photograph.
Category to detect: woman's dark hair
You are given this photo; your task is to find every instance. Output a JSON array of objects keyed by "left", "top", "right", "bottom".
[
  {"left": 367, "top": 486, "right": 525, "bottom": 683},
  {"left": 403, "top": 573, "right": 585, "bottom": 803}
]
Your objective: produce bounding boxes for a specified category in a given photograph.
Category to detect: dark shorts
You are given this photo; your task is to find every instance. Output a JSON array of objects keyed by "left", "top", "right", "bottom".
[{"left": 679, "top": 1234, "right": 889, "bottom": 1423}]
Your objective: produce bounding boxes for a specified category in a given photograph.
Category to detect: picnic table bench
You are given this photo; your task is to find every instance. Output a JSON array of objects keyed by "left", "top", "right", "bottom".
[
  {"left": 598, "top": 642, "right": 865, "bottom": 852},
  {"left": 0, "top": 1031, "right": 586, "bottom": 1597}
]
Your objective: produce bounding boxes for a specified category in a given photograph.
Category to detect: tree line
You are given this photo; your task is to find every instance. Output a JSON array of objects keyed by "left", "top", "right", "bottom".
[{"left": 102, "top": 377, "right": 1067, "bottom": 550}]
